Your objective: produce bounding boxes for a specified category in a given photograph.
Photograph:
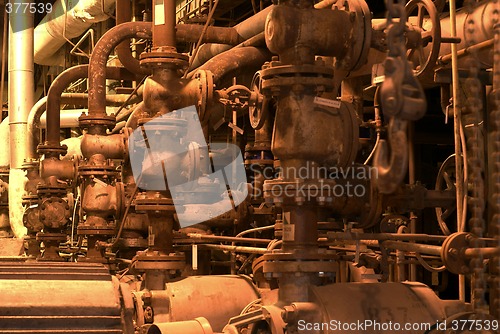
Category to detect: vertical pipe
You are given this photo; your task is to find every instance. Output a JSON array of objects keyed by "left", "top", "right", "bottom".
[
  {"left": 8, "top": 0, "right": 34, "bottom": 238},
  {"left": 116, "top": 0, "right": 151, "bottom": 76},
  {"left": 8, "top": 0, "right": 34, "bottom": 169},
  {"left": 0, "top": 10, "right": 7, "bottom": 109},
  {"left": 153, "top": 0, "right": 176, "bottom": 48},
  {"left": 448, "top": 0, "right": 466, "bottom": 302},
  {"left": 408, "top": 124, "right": 417, "bottom": 281}
]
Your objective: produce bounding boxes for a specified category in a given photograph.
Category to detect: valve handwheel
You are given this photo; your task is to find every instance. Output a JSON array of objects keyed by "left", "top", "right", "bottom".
[
  {"left": 405, "top": 0, "right": 441, "bottom": 77},
  {"left": 249, "top": 71, "right": 269, "bottom": 130}
]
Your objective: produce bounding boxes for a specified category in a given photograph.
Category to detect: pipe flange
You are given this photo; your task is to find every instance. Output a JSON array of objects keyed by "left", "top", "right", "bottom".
[
  {"left": 23, "top": 206, "right": 43, "bottom": 233},
  {"left": 139, "top": 51, "right": 189, "bottom": 71},
  {"left": 21, "top": 160, "right": 39, "bottom": 171},
  {"left": 135, "top": 195, "right": 176, "bottom": 212},
  {"left": 263, "top": 251, "right": 338, "bottom": 274},
  {"left": 133, "top": 252, "right": 186, "bottom": 271},
  {"left": 338, "top": 0, "right": 372, "bottom": 71},
  {"left": 35, "top": 232, "right": 67, "bottom": 242},
  {"left": 78, "top": 165, "right": 119, "bottom": 178},
  {"left": 36, "top": 184, "right": 67, "bottom": 196},
  {"left": 39, "top": 197, "right": 71, "bottom": 229},
  {"left": 193, "top": 70, "right": 214, "bottom": 122},
  {"left": 79, "top": 113, "right": 116, "bottom": 129},
  {"left": 263, "top": 179, "right": 338, "bottom": 206},
  {"left": 441, "top": 232, "right": 471, "bottom": 274},
  {"left": 77, "top": 223, "right": 115, "bottom": 236},
  {"left": 261, "top": 64, "right": 335, "bottom": 96},
  {"left": 137, "top": 117, "right": 188, "bottom": 136},
  {"left": 37, "top": 143, "right": 68, "bottom": 157}
]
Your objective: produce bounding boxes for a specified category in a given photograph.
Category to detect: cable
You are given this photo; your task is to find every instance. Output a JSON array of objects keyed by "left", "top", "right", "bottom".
[
  {"left": 415, "top": 252, "right": 446, "bottom": 272},
  {"left": 235, "top": 224, "right": 275, "bottom": 238}
]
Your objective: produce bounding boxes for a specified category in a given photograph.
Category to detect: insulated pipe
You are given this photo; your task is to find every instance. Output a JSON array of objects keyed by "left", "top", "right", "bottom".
[
  {"left": 0, "top": 117, "right": 9, "bottom": 167},
  {"left": 34, "top": 0, "right": 116, "bottom": 65},
  {"left": 88, "top": 22, "right": 151, "bottom": 117},
  {"left": 8, "top": 2, "right": 34, "bottom": 169},
  {"left": 8, "top": 0, "right": 34, "bottom": 238},
  {"left": 45, "top": 65, "right": 135, "bottom": 146}
]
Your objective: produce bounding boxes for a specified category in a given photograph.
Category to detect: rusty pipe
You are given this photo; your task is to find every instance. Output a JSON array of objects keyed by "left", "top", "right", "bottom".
[
  {"left": 189, "top": 5, "right": 274, "bottom": 70},
  {"left": 176, "top": 24, "right": 242, "bottom": 45},
  {"left": 198, "top": 244, "right": 268, "bottom": 254},
  {"left": 116, "top": 0, "right": 151, "bottom": 76},
  {"left": 88, "top": 22, "right": 151, "bottom": 117},
  {"left": 80, "top": 134, "right": 126, "bottom": 160},
  {"left": 381, "top": 240, "right": 442, "bottom": 256},
  {"left": 152, "top": 0, "right": 176, "bottom": 49},
  {"left": 184, "top": 233, "right": 272, "bottom": 245},
  {"left": 28, "top": 92, "right": 141, "bottom": 159},
  {"left": 45, "top": 65, "right": 135, "bottom": 146},
  {"left": 116, "top": 0, "right": 245, "bottom": 76},
  {"left": 197, "top": 47, "right": 272, "bottom": 82}
]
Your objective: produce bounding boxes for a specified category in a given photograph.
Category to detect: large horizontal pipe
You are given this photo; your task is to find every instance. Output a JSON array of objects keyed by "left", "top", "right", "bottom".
[
  {"left": 190, "top": 5, "right": 274, "bottom": 70},
  {"left": 197, "top": 46, "right": 272, "bottom": 82},
  {"left": 113, "top": 22, "right": 246, "bottom": 75}
]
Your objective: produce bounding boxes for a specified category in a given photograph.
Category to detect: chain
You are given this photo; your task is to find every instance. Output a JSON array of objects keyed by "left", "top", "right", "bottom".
[
  {"left": 375, "top": 0, "right": 426, "bottom": 194},
  {"left": 462, "top": 0, "right": 488, "bottom": 312},
  {"left": 385, "top": 0, "right": 407, "bottom": 60},
  {"left": 488, "top": 0, "right": 500, "bottom": 318}
]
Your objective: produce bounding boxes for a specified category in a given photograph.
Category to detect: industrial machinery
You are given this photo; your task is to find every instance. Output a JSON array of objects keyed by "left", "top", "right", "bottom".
[{"left": 0, "top": 0, "right": 499, "bottom": 332}]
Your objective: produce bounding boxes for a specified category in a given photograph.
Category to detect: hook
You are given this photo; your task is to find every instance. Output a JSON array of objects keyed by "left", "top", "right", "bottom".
[{"left": 374, "top": 118, "right": 409, "bottom": 194}]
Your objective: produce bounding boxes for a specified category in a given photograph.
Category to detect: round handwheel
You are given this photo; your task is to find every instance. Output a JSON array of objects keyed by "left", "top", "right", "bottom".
[
  {"left": 405, "top": 0, "right": 441, "bottom": 77},
  {"left": 435, "top": 154, "right": 458, "bottom": 236},
  {"left": 248, "top": 71, "right": 268, "bottom": 130}
]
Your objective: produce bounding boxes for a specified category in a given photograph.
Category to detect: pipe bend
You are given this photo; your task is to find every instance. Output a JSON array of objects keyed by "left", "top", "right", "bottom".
[
  {"left": 44, "top": 65, "right": 136, "bottom": 148},
  {"left": 115, "top": 0, "right": 152, "bottom": 76},
  {"left": 88, "top": 22, "right": 152, "bottom": 117}
]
